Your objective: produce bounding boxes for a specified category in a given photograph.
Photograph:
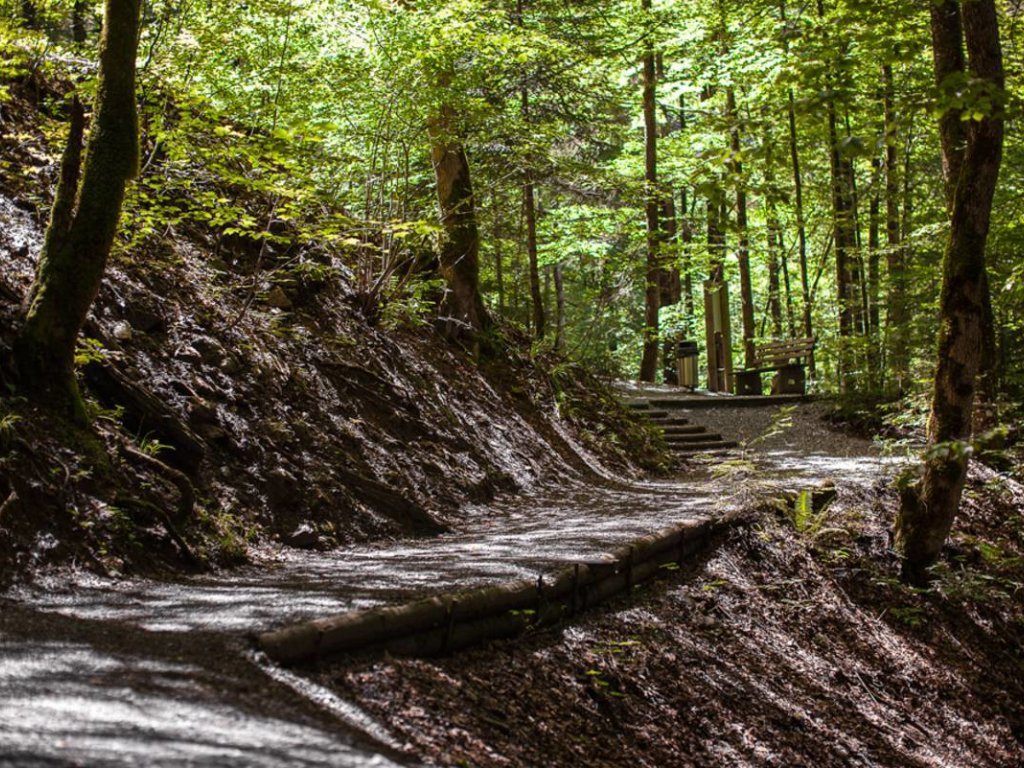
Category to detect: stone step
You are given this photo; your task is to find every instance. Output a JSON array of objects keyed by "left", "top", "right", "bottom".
[
  {"left": 641, "top": 394, "right": 807, "bottom": 409},
  {"left": 664, "top": 432, "right": 727, "bottom": 444},
  {"left": 647, "top": 414, "right": 689, "bottom": 424},
  {"left": 660, "top": 425, "right": 707, "bottom": 435},
  {"left": 672, "top": 440, "right": 739, "bottom": 454},
  {"left": 645, "top": 410, "right": 670, "bottom": 419},
  {"left": 626, "top": 401, "right": 651, "bottom": 410}
]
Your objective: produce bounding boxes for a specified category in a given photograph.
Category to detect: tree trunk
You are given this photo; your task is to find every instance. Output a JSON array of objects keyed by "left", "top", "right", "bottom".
[
  {"left": 21, "top": 0, "right": 37, "bottom": 27},
  {"left": 781, "top": 0, "right": 814, "bottom": 376},
  {"left": 727, "top": 88, "right": 756, "bottom": 368},
  {"left": 930, "top": 0, "right": 967, "bottom": 214},
  {"left": 16, "top": 0, "right": 141, "bottom": 424},
  {"left": 895, "top": 0, "right": 1004, "bottom": 583},
  {"left": 928, "top": 0, "right": 998, "bottom": 415},
  {"left": 788, "top": 90, "right": 814, "bottom": 374},
  {"left": 428, "top": 98, "right": 489, "bottom": 350},
  {"left": 767, "top": 235, "right": 784, "bottom": 337},
  {"left": 780, "top": 228, "right": 796, "bottom": 337},
  {"left": 678, "top": 97, "right": 696, "bottom": 335},
  {"left": 655, "top": 60, "right": 681, "bottom": 309},
  {"left": 554, "top": 262, "right": 565, "bottom": 352},
  {"left": 828, "top": 105, "right": 858, "bottom": 391},
  {"left": 867, "top": 155, "right": 882, "bottom": 388},
  {"left": 883, "top": 62, "right": 908, "bottom": 394},
  {"left": 762, "top": 110, "right": 790, "bottom": 337},
  {"left": 638, "top": 0, "right": 661, "bottom": 382},
  {"left": 707, "top": 198, "right": 725, "bottom": 282},
  {"left": 73, "top": 1, "right": 88, "bottom": 43},
  {"left": 543, "top": 264, "right": 551, "bottom": 323},
  {"left": 680, "top": 187, "right": 695, "bottom": 333},
  {"left": 658, "top": 192, "right": 681, "bottom": 307},
  {"left": 493, "top": 192, "right": 506, "bottom": 316},
  {"left": 519, "top": 4, "right": 545, "bottom": 341},
  {"left": 817, "top": 0, "right": 859, "bottom": 391},
  {"left": 524, "top": 163, "right": 545, "bottom": 339}
]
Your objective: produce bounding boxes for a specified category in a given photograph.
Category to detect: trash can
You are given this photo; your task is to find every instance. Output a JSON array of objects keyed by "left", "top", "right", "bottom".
[{"left": 676, "top": 341, "right": 699, "bottom": 390}]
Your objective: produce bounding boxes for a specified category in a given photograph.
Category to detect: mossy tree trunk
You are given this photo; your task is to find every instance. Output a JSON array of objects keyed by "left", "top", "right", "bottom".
[
  {"left": 895, "top": 0, "right": 1004, "bottom": 583},
  {"left": 428, "top": 98, "right": 489, "bottom": 352},
  {"left": 16, "top": 0, "right": 141, "bottom": 424}
]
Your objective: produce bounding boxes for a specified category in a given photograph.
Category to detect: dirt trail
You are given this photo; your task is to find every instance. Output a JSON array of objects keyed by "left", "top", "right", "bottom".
[{"left": 1, "top": 403, "right": 903, "bottom": 766}]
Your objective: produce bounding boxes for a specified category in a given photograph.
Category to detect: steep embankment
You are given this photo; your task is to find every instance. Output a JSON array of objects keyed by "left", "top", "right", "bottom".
[
  {"left": 0, "top": 79, "right": 664, "bottom": 580},
  {"left": 329, "top": 460, "right": 1024, "bottom": 767}
]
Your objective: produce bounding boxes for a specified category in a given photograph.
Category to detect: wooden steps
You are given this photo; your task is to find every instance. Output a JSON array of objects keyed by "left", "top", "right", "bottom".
[
  {"left": 663, "top": 431, "right": 722, "bottom": 443},
  {"left": 627, "top": 397, "right": 738, "bottom": 457},
  {"left": 625, "top": 394, "right": 806, "bottom": 409},
  {"left": 672, "top": 440, "right": 738, "bottom": 456},
  {"left": 660, "top": 425, "right": 705, "bottom": 435}
]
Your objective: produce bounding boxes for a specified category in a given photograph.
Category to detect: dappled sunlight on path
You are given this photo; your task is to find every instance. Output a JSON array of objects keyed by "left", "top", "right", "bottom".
[
  {"left": 10, "top": 404, "right": 905, "bottom": 635},
  {"left": 1, "top": 403, "right": 908, "bottom": 767}
]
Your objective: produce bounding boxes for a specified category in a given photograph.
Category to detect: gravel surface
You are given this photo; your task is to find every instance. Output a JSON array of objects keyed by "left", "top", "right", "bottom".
[{"left": 1, "top": 402, "right": 912, "bottom": 766}]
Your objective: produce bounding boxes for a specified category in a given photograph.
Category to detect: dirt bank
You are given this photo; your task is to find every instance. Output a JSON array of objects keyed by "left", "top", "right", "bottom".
[
  {"left": 327, "top": 464, "right": 1024, "bottom": 767},
  {"left": 0, "top": 78, "right": 666, "bottom": 582}
]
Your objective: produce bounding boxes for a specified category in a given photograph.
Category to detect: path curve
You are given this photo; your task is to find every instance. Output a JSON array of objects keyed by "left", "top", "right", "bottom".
[{"left": 1, "top": 402, "right": 905, "bottom": 766}]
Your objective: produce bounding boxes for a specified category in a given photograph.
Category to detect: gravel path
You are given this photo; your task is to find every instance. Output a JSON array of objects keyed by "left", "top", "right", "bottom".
[{"left": 1, "top": 401, "right": 905, "bottom": 767}]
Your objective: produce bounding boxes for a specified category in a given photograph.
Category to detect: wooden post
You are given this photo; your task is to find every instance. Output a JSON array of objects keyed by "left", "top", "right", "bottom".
[{"left": 704, "top": 280, "right": 733, "bottom": 392}]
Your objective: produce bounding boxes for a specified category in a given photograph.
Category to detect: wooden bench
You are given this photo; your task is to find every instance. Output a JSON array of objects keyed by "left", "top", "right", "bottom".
[{"left": 735, "top": 337, "right": 816, "bottom": 396}]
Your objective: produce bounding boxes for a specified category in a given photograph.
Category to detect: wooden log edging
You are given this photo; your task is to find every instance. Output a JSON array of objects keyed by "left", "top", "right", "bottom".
[{"left": 258, "top": 513, "right": 743, "bottom": 665}]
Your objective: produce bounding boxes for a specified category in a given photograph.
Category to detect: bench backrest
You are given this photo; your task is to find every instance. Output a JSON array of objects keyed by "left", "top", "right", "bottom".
[{"left": 753, "top": 337, "right": 816, "bottom": 367}]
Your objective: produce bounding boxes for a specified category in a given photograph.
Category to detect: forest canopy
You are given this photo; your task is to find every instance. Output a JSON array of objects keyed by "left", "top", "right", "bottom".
[{"left": 2, "top": 0, "right": 1018, "bottom": 397}]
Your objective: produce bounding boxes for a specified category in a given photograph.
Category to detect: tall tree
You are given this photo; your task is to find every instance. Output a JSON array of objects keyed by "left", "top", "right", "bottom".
[
  {"left": 883, "top": 61, "right": 908, "bottom": 393},
  {"left": 727, "top": 87, "right": 756, "bottom": 367},
  {"left": 638, "top": 0, "right": 661, "bottom": 382},
  {"left": 781, "top": 0, "right": 814, "bottom": 375},
  {"left": 428, "top": 96, "right": 489, "bottom": 349},
  {"left": 818, "top": 0, "right": 860, "bottom": 391},
  {"left": 517, "top": 0, "right": 545, "bottom": 340},
  {"left": 895, "top": 0, "right": 1005, "bottom": 583},
  {"left": 16, "top": 0, "right": 141, "bottom": 424},
  {"left": 522, "top": 94, "right": 545, "bottom": 341},
  {"left": 73, "top": 1, "right": 89, "bottom": 43}
]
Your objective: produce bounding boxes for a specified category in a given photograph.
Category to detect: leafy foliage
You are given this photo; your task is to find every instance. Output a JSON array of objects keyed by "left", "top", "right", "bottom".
[{"left": 0, "top": 0, "right": 1021, "bottom": 397}]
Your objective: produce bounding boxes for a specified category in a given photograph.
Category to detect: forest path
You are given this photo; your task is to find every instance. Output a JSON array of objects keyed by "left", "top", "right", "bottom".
[{"left": 1, "top": 402, "right": 904, "bottom": 767}]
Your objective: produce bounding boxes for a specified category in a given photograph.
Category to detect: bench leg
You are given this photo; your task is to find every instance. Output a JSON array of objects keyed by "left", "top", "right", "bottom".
[
  {"left": 735, "top": 370, "right": 763, "bottom": 396},
  {"left": 771, "top": 364, "right": 806, "bottom": 395}
]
